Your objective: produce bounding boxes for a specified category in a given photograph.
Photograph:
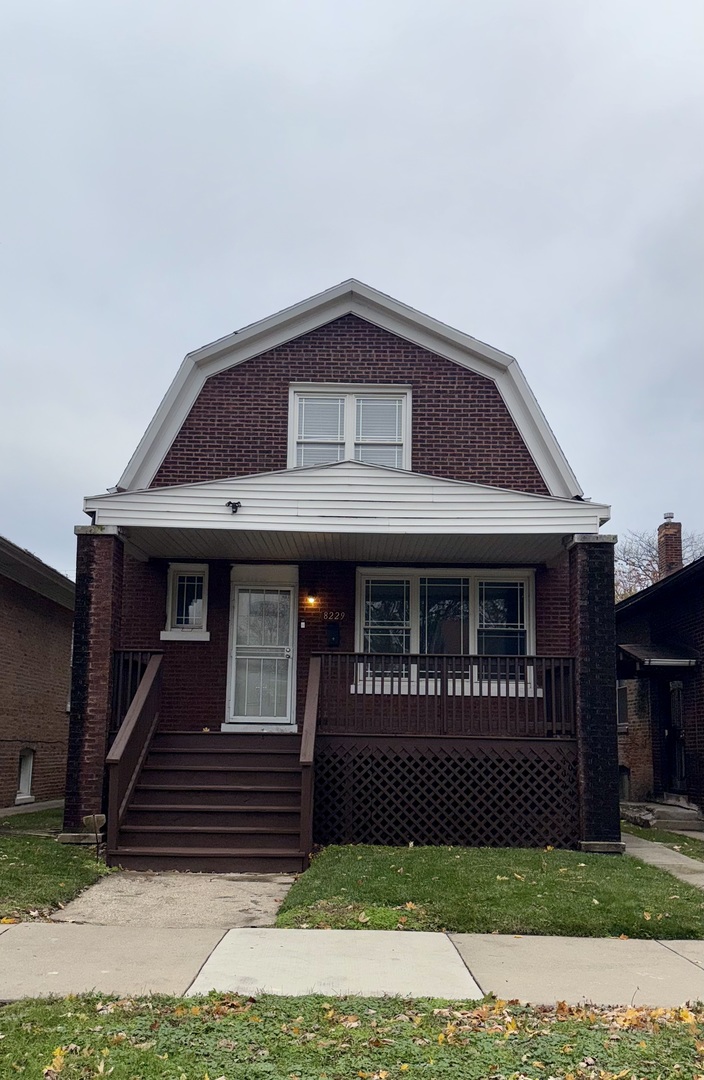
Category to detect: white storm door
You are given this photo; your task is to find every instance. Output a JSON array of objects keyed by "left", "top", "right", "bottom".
[{"left": 230, "top": 586, "right": 295, "bottom": 724}]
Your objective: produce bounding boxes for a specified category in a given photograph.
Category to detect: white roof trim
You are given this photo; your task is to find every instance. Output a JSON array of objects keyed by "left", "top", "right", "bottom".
[
  {"left": 117, "top": 280, "right": 583, "bottom": 498},
  {"left": 91, "top": 460, "right": 607, "bottom": 537}
]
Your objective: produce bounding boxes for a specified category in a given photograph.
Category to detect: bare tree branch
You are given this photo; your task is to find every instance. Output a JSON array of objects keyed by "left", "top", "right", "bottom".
[{"left": 615, "top": 528, "right": 704, "bottom": 601}]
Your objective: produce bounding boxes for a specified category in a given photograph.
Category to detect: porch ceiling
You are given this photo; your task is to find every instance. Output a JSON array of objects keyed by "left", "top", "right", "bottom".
[{"left": 121, "top": 526, "right": 569, "bottom": 565}]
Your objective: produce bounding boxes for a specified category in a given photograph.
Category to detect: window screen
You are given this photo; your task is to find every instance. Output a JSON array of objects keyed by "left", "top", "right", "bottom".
[{"left": 477, "top": 581, "right": 526, "bottom": 655}]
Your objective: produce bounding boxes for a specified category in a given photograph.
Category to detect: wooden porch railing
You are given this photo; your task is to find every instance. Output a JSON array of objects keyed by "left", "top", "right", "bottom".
[
  {"left": 110, "top": 650, "right": 163, "bottom": 744},
  {"left": 299, "top": 655, "right": 320, "bottom": 867},
  {"left": 106, "top": 653, "right": 163, "bottom": 853},
  {"left": 316, "top": 653, "right": 575, "bottom": 738}
]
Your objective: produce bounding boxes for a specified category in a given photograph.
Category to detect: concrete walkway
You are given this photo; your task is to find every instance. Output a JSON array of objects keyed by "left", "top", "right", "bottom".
[
  {"left": 1, "top": 924, "right": 703, "bottom": 1005},
  {"left": 623, "top": 833, "right": 704, "bottom": 889},
  {"left": 50, "top": 870, "right": 295, "bottom": 928}
]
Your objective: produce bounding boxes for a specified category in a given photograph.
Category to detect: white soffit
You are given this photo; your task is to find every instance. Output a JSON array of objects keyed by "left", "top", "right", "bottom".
[
  {"left": 88, "top": 460, "right": 608, "bottom": 536},
  {"left": 118, "top": 279, "right": 583, "bottom": 498}
]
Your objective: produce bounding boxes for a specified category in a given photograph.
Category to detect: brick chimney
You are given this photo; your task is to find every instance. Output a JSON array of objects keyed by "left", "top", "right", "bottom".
[{"left": 658, "top": 512, "right": 683, "bottom": 578}]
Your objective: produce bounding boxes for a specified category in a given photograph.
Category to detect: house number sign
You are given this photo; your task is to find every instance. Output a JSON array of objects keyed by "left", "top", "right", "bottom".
[{"left": 323, "top": 611, "right": 346, "bottom": 620}]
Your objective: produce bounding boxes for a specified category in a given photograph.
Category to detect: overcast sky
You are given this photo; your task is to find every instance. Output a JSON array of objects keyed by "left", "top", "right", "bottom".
[{"left": 1, "top": 0, "right": 702, "bottom": 578}]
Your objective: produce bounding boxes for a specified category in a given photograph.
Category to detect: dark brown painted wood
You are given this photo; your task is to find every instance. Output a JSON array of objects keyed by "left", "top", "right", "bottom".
[
  {"left": 299, "top": 655, "right": 320, "bottom": 867},
  {"left": 316, "top": 654, "right": 575, "bottom": 739},
  {"left": 106, "top": 654, "right": 163, "bottom": 852}
]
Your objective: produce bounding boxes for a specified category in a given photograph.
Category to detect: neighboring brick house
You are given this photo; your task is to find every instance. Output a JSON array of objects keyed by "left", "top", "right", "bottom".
[
  {"left": 65, "top": 280, "right": 621, "bottom": 870},
  {"left": 0, "top": 536, "right": 74, "bottom": 808},
  {"left": 617, "top": 517, "right": 703, "bottom": 807}
]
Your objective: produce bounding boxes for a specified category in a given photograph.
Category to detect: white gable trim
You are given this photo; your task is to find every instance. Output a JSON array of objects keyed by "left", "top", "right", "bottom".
[
  {"left": 91, "top": 460, "right": 607, "bottom": 537},
  {"left": 117, "top": 281, "right": 583, "bottom": 498}
]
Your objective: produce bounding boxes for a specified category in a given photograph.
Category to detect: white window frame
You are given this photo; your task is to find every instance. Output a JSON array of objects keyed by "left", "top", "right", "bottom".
[
  {"left": 161, "top": 562, "right": 211, "bottom": 641},
  {"left": 354, "top": 567, "right": 537, "bottom": 696},
  {"left": 287, "top": 383, "right": 412, "bottom": 470},
  {"left": 16, "top": 747, "right": 35, "bottom": 805}
]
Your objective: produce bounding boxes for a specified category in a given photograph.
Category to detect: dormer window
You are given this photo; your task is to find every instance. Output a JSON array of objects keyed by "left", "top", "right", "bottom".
[{"left": 289, "top": 385, "right": 411, "bottom": 469}]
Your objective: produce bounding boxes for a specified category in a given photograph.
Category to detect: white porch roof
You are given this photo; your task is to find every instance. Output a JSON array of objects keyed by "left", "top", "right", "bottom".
[{"left": 84, "top": 461, "right": 610, "bottom": 564}]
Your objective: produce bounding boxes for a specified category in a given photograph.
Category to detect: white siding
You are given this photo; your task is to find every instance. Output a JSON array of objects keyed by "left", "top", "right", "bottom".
[{"left": 87, "top": 461, "right": 608, "bottom": 537}]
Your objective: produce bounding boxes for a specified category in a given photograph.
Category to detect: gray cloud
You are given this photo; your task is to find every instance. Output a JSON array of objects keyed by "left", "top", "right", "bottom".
[{"left": 1, "top": 0, "right": 702, "bottom": 575}]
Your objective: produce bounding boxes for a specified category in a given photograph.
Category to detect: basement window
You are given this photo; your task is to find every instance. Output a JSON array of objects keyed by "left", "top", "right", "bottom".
[
  {"left": 16, "top": 748, "right": 35, "bottom": 805},
  {"left": 161, "top": 563, "right": 211, "bottom": 641}
]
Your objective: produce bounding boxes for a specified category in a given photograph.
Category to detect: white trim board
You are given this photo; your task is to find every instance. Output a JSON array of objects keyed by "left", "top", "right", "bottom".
[
  {"left": 117, "top": 280, "right": 583, "bottom": 498},
  {"left": 86, "top": 460, "right": 610, "bottom": 536}
]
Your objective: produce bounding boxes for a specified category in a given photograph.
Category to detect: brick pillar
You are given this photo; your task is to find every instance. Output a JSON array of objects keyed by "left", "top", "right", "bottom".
[
  {"left": 63, "top": 527, "right": 123, "bottom": 831},
  {"left": 568, "top": 535, "right": 622, "bottom": 851}
]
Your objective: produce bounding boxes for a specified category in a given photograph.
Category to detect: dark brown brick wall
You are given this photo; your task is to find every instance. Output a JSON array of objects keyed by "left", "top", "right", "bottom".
[
  {"left": 0, "top": 576, "right": 72, "bottom": 808},
  {"left": 152, "top": 315, "right": 549, "bottom": 494},
  {"left": 116, "top": 552, "right": 572, "bottom": 732},
  {"left": 616, "top": 569, "right": 704, "bottom": 808},
  {"left": 569, "top": 539, "right": 620, "bottom": 842},
  {"left": 64, "top": 533, "right": 123, "bottom": 829},
  {"left": 617, "top": 679, "right": 654, "bottom": 800}
]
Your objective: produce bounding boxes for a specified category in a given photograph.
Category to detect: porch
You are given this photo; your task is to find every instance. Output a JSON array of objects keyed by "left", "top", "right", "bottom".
[
  {"left": 104, "top": 648, "right": 579, "bottom": 871},
  {"left": 64, "top": 462, "right": 621, "bottom": 865}
]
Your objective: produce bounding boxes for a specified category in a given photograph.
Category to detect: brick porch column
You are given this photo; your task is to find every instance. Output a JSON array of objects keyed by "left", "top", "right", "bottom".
[
  {"left": 63, "top": 526, "right": 123, "bottom": 830},
  {"left": 567, "top": 534, "right": 622, "bottom": 851}
]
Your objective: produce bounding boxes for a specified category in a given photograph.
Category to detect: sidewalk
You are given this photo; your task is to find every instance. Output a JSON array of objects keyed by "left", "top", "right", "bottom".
[
  {"left": 623, "top": 832, "right": 704, "bottom": 889},
  {"left": 1, "top": 923, "right": 702, "bottom": 1005}
]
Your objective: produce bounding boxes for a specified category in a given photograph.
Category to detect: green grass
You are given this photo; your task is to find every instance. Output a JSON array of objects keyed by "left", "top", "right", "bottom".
[
  {"left": 0, "top": 807, "right": 63, "bottom": 833},
  {"left": 277, "top": 845, "right": 704, "bottom": 938},
  {"left": 1, "top": 994, "right": 703, "bottom": 1079},
  {"left": 0, "top": 833, "right": 110, "bottom": 920},
  {"left": 622, "top": 821, "right": 704, "bottom": 863}
]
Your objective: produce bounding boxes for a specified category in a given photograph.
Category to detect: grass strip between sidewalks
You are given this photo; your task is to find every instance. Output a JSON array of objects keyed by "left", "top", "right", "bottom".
[
  {"left": 276, "top": 845, "right": 704, "bottom": 938},
  {"left": 1, "top": 994, "right": 704, "bottom": 1079},
  {"left": 622, "top": 821, "right": 704, "bottom": 864}
]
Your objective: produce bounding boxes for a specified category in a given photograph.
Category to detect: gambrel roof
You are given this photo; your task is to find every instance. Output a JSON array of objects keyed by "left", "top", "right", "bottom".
[{"left": 118, "top": 280, "right": 583, "bottom": 498}]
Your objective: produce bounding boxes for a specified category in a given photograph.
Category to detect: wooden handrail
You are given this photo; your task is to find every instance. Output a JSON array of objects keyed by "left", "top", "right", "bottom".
[
  {"left": 314, "top": 653, "right": 576, "bottom": 739},
  {"left": 299, "top": 655, "right": 321, "bottom": 866},
  {"left": 106, "top": 654, "right": 163, "bottom": 852}
]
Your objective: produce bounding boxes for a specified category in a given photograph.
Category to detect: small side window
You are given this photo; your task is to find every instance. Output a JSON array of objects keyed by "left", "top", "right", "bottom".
[
  {"left": 161, "top": 563, "right": 210, "bottom": 641},
  {"left": 16, "top": 748, "right": 35, "bottom": 804}
]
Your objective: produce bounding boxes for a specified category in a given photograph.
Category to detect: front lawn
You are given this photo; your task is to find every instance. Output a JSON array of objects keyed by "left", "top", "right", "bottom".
[
  {"left": 277, "top": 845, "right": 704, "bottom": 938},
  {"left": 0, "top": 834, "right": 110, "bottom": 921},
  {"left": 0, "top": 807, "right": 63, "bottom": 834},
  {"left": 622, "top": 821, "right": 704, "bottom": 863},
  {"left": 2, "top": 994, "right": 704, "bottom": 1080}
]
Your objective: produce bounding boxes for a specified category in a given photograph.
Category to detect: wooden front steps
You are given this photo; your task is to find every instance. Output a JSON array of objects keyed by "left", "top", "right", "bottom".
[{"left": 107, "top": 731, "right": 307, "bottom": 873}]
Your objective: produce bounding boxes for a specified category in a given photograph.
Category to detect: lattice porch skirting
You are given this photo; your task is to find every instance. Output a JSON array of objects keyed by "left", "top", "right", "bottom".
[{"left": 313, "top": 735, "right": 580, "bottom": 849}]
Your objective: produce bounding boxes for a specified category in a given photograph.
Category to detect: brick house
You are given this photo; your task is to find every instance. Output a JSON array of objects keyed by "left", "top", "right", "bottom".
[
  {"left": 617, "top": 516, "right": 703, "bottom": 808},
  {"left": 64, "top": 280, "right": 621, "bottom": 871},
  {"left": 0, "top": 535, "right": 74, "bottom": 808}
]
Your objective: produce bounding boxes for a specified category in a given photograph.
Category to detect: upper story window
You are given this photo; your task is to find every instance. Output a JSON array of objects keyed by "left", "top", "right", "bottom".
[
  {"left": 288, "top": 385, "right": 411, "bottom": 469},
  {"left": 161, "top": 562, "right": 211, "bottom": 641}
]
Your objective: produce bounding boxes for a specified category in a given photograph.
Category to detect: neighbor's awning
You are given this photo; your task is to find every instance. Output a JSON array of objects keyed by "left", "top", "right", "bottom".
[{"left": 618, "top": 644, "right": 700, "bottom": 668}]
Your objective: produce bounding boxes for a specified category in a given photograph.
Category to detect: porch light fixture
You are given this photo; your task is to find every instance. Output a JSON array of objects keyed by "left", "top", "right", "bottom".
[{"left": 306, "top": 593, "right": 318, "bottom": 606}]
